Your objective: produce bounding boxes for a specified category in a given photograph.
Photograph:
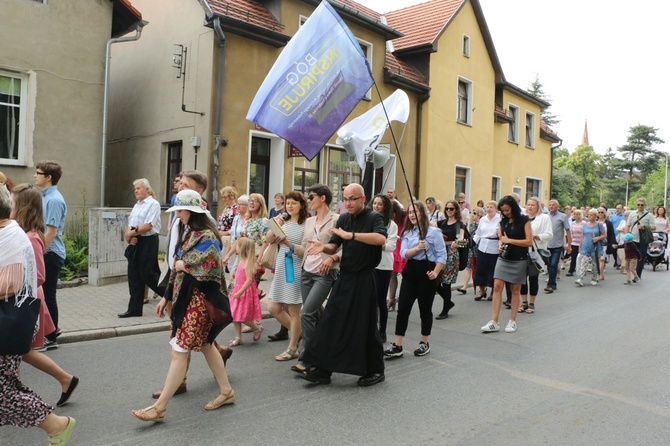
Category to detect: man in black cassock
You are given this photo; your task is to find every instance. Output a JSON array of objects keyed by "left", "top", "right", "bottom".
[{"left": 301, "top": 183, "right": 387, "bottom": 387}]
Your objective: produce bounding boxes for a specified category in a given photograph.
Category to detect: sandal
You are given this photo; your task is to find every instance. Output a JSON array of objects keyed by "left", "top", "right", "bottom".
[
  {"left": 518, "top": 301, "right": 528, "bottom": 313},
  {"left": 131, "top": 405, "right": 165, "bottom": 422},
  {"left": 205, "top": 389, "right": 235, "bottom": 411},
  {"left": 229, "top": 337, "right": 243, "bottom": 347},
  {"left": 526, "top": 302, "right": 535, "bottom": 314},
  {"left": 241, "top": 325, "right": 252, "bottom": 334},
  {"left": 275, "top": 348, "right": 298, "bottom": 361},
  {"left": 291, "top": 363, "right": 307, "bottom": 374},
  {"left": 253, "top": 326, "right": 263, "bottom": 342}
]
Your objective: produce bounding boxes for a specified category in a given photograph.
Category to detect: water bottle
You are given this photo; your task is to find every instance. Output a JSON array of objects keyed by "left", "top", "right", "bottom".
[{"left": 285, "top": 247, "right": 295, "bottom": 284}]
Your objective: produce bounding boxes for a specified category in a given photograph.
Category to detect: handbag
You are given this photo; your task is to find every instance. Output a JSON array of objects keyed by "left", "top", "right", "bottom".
[
  {"left": 528, "top": 242, "right": 546, "bottom": 277},
  {"left": 260, "top": 242, "right": 279, "bottom": 269},
  {"left": 457, "top": 222, "right": 469, "bottom": 271},
  {"left": 0, "top": 297, "right": 40, "bottom": 355},
  {"left": 633, "top": 212, "right": 654, "bottom": 245}
]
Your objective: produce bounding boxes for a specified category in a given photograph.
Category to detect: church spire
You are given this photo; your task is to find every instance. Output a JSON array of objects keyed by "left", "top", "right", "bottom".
[{"left": 581, "top": 118, "right": 589, "bottom": 146}]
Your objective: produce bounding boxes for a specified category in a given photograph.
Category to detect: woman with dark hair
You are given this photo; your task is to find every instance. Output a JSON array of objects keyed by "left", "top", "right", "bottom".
[
  {"left": 387, "top": 200, "right": 407, "bottom": 311},
  {"left": 265, "top": 191, "right": 308, "bottom": 361},
  {"left": 481, "top": 195, "right": 532, "bottom": 334},
  {"left": 518, "top": 197, "right": 552, "bottom": 315},
  {"left": 372, "top": 194, "right": 397, "bottom": 343},
  {"left": 384, "top": 201, "right": 445, "bottom": 358},
  {"left": 425, "top": 197, "right": 445, "bottom": 226},
  {"left": 0, "top": 185, "right": 76, "bottom": 444},
  {"left": 435, "top": 200, "right": 464, "bottom": 319},
  {"left": 11, "top": 184, "right": 79, "bottom": 407},
  {"left": 132, "top": 190, "right": 233, "bottom": 421}
]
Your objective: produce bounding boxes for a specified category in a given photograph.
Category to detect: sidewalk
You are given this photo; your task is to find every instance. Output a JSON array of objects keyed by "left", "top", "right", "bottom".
[{"left": 56, "top": 270, "right": 465, "bottom": 345}]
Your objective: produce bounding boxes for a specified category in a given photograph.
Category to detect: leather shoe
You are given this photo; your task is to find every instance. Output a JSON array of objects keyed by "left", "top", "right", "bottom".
[
  {"left": 118, "top": 311, "right": 142, "bottom": 318},
  {"left": 358, "top": 373, "right": 385, "bottom": 387},
  {"left": 435, "top": 313, "right": 449, "bottom": 320},
  {"left": 300, "top": 367, "right": 331, "bottom": 384},
  {"left": 218, "top": 345, "right": 233, "bottom": 367},
  {"left": 267, "top": 328, "right": 289, "bottom": 342},
  {"left": 152, "top": 381, "right": 187, "bottom": 399}
]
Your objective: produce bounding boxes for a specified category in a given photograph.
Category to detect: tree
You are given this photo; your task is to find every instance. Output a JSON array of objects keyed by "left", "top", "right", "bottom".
[
  {"left": 564, "top": 145, "right": 602, "bottom": 205},
  {"left": 527, "top": 74, "right": 560, "bottom": 127},
  {"left": 617, "top": 124, "right": 665, "bottom": 181},
  {"left": 552, "top": 167, "right": 580, "bottom": 206}
]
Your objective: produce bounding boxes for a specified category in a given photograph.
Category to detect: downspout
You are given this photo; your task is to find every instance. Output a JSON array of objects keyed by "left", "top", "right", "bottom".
[
  {"left": 100, "top": 21, "right": 148, "bottom": 207},
  {"left": 211, "top": 17, "right": 227, "bottom": 217},
  {"left": 549, "top": 139, "right": 562, "bottom": 199},
  {"left": 414, "top": 93, "right": 430, "bottom": 198}
]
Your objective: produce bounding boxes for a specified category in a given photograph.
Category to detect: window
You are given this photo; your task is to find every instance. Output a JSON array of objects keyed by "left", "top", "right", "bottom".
[
  {"left": 508, "top": 105, "right": 519, "bottom": 144},
  {"left": 457, "top": 77, "right": 473, "bottom": 125},
  {"left": 293, "top": 153, "right": 320, "bottom": 194},
  {"left": 454, "top": 166, "right": 469, "bottom": 199},
  {"left": 0, "top": 71, "right": 28, "bottom": 165},
  {"left": 462, "top": 35, "right": 470, "bottom": 57},
  {"left": 525, "top": 111, "right": 535, "bottom": 148},
  {"left": 165, "top": 142, "right": 182, "bottom": 204},
  {"left": 513, "top": 186, "right": 522, "bottom": 201},
  {"left": 491, "top": 176, "right": 501, "bottom": 201},
  {"left": 525, "top": 178, "right": 541, "bottom": 203},
  {"left": 250, "top": 136, "right": 271, "bottom": 198},
  {"left": 327, "top": 147, "right": 361, "bottom": 211}
]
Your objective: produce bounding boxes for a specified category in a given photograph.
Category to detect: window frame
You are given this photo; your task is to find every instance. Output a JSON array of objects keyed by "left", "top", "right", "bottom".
[
  {"left": 508, "top": 104, "right": 519, "bottom": 144},
  {"left": 164, "top": 141, "right": 182, "bottom": 204},
  {"left": 457, "top": 76, "right": 473, "bottom": 126},
  {"left": 462, "top": 34, "right": 470, "bottom": 57},
  {"left": 454, "top": 165, "right": 470, "bottom": 200},
  {"left": 327, "top": 146, "right": 361, "bottom": 211},
  {"left": 0, "top": 70, "right": 29, "bottom": 166},
  {"left": 491, "top": 176, "right": 501, "bottom": 201},
  {"left": 525, "top": 177, "right": 542, "bottom": 203},
  {"left": 292, "top": 152, "right": 321, "bottom": 194},
  {"left": 525, "top": 111, "right": 535, "bottom": 149}
]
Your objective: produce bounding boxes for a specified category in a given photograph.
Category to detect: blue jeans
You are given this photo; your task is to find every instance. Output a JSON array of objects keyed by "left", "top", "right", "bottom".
[
  {"left": 547, "top": 247, "right": 563, "bottom": 289},
  {"left": 299, "top": 269, "right": 337, "bottom": 363}
]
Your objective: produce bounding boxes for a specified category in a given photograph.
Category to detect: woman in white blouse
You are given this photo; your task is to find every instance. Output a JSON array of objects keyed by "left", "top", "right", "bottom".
[
  {"left": 472, "top": 201, "right": 501, "bottom": 300},
  {"left": 518, "top": 197, "right": 552, "bottom": 314},
  {"left": 425, "top": 197, "right": 445, "bottom": 227}
]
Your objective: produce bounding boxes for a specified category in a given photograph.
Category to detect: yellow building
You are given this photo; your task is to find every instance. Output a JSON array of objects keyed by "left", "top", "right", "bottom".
[{"left": 107, "top": 0, "right": 559, "bottom": 215}]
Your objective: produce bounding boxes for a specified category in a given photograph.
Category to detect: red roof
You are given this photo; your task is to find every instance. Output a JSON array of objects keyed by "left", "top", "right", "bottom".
[
  {"left": 207, "top": 0, "right": 284, "bottom": 33},
  {"left": 385, "top": 51, "right": 428, "bottom": 89},
  {"left": 335, "top": 0, "right": 383, "bottom": 22},
  {"left": 385, "top": 0, "right": 464, "bottom": 52},
  {"left": 117, "top": 0, "right": 142, "bottom": 21}
]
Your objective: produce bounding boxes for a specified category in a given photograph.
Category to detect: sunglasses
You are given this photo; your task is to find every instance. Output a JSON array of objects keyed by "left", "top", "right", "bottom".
[
  {"left": 35, "top": 171, "right": 47, "bottom": 176},
  {"left": 445, "top": 207, "right": 456, "bottom": 211},
  {"left": 307, "top": 195, "right": 316, "bottom": 201}
]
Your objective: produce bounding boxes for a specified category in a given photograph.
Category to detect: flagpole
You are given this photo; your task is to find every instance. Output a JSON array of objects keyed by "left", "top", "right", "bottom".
[{"left": 372, "top": 82, "right": 425, "bottom": 242}]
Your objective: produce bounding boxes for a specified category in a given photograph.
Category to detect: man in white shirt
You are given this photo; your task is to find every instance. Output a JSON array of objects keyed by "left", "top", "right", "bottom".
[{"left": 119, "top": 179, "right": 164, "bottom": 318}]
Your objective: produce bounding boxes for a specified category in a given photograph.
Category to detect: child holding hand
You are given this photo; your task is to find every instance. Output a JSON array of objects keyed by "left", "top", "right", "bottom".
[{"left": 229, "top": 238, "right": 263, "bottom": 346}]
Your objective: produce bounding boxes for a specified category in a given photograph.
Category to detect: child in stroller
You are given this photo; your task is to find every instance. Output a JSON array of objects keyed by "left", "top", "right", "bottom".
[{"left": 646, "top": 232, "right": 669, "bottom": 271}]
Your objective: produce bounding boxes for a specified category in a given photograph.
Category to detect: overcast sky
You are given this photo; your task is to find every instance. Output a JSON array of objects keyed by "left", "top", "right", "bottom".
[{"left": 356, "top": 0, "right": 670, "bottom": 155}]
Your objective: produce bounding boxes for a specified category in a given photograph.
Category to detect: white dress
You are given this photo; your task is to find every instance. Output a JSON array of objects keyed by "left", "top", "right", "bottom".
[{"left": 269, "top": 221, "right": 305, "bottom": 305}]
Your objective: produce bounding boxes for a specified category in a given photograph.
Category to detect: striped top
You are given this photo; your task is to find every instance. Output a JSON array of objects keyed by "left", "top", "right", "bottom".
[{"left": 269, "top": 221, "right": 305, "bottom": 305}]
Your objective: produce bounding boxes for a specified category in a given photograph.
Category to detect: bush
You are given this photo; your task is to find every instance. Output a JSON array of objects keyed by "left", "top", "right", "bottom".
[{"left": 59, "top": 190, "right": 89, "bottom": 281}]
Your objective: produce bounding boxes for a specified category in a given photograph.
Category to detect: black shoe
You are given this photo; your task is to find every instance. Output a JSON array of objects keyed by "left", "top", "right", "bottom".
[
  {"left": 267, "top": 326, "right": 289, "bottom": 342},
  {"left": 44, "top": 339, "right": 59, "bottom": 351},
  {"left": 566, "top": 272, "right": 574, "bottom": 277},
  {"left": 118, "top": 311, "right": 142, "bottom": 318},
  {"left": 436, "top": 301, "right": 455, "bottom": 319},
  {"left": 384, "top": 343, "right": 403, "bottom": 358},
  {"left": 474, "top": 292, "right": 487, "bottom": 301},
  {"left": 456, "top": 288, "right": 467, "bottom": 295},
  {"left": 503, "top": 300, "right": 511, "bottom": 309},
  {"left": 300, "top": 367, "right": 331, "bottom": 384},
  {"left": 414, "top": 341, "right": 430, "bottom": 356},
  {"left": 435, "top": 313, "right": 449, "bottom": 320},
  {"left": 56, "top": 376, "right": 79, "bottom": 407},
  {"left": 358, "top": 373, "right": 385, "bottom": 387}
]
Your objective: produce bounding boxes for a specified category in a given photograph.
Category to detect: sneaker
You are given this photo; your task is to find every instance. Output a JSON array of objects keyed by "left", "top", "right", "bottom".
[
  {"left": 383, "top": 343, "right": 403, "bottom": 358},
  {"left": 44, "top": 339, "right": 58, "bottom": 351},
  {"left": 33, "top": 345, "right": 48, "bottom": 353},
  {"left": 632, "top": 276, "right": 640, "bottom": 283},
  {"left": 590, "top": 280, "right": 598, "bottom": 286},
  {"left": 505, "top": 320, "right": 517, "bottom": 333},
  {"left": 414, "top": 342, "right": 430, "bottom": 356},
  {"left": 624, "top": 280, "right": 631, "bottom": 285},
  {"left": 481, "top": 320, "right": 500, "bottom": 332},
  {"left": 575, "top": 279, "right": 583, "bottom": 287}
]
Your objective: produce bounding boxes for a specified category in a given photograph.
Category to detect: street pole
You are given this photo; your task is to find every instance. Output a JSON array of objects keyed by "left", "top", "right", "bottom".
[
  {"left": 664, "top": 152, "right": 668, "bottom": 208},
  {"left": 625, "top": 179, "right": 629, "bottom": 207}
]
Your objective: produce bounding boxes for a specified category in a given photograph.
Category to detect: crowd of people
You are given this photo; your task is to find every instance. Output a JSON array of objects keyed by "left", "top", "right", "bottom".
[{"left": 3, "top": 160, "right": 668, "bottom": 443}]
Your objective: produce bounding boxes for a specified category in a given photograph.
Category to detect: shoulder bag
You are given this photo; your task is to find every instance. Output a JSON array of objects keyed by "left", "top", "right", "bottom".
[
  {"left": 0, "top": 297, "right": 40, "bottom": 355},
  {"left": 633, "top": 212, "right": 653, "bottom": 245},
  {"left": 527, "top": 241, "right": 546, "bottom": 277}
]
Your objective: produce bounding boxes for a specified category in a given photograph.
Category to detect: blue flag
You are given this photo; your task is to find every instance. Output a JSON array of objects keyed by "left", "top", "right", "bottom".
[{"left": 246, "top": 1, "right": 374, "bottom": 160}]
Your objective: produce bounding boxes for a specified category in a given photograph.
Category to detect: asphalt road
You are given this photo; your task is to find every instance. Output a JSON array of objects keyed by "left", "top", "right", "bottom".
[{"left": 5, "top": 267, "right": 670, "bottom": 445}]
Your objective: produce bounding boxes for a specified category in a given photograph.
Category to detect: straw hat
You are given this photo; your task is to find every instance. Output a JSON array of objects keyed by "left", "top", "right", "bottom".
[{"left": 166, "top": 189, "right": 207, "bottom": 213}]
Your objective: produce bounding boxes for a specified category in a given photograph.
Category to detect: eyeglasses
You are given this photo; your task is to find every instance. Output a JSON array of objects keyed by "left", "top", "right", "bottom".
[
  {"left": 637, "top": 204, "right": 645, "bottom": 206},
  {"left": 598, "top": 212, "right": 605, "bottom": 214},
  {"left": 35, "top": 171, "right": 47, "bottom": 176},
  {"left": 173, "top": 178, "right": 180, "bottom": 183},
  {"left": 342, "top": 196, "right": 362, "bottom": 203},
  {"left": 307, "top": 194, "right": 318, "bottom": 201},
  {"left": 445, "top": 207, "right": 456, "bottom": 211},
  {"left": 249, "top": 199, "right": 260, "bottom": 204},
  {"left": 458, "top": 201, "right": 464, "bottom": 204}
]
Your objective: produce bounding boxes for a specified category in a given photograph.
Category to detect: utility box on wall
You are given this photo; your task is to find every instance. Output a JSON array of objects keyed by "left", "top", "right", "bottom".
[{"left": 88, "top": 208, "right": 132, "bottom": 287}]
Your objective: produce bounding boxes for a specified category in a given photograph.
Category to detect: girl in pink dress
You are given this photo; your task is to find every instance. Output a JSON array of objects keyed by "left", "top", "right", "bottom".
[{"left": 229, "top": 238, "right": 263, "bottom": 346}]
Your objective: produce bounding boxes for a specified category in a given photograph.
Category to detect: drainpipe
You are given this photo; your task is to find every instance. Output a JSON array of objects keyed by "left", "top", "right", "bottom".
[
  {"left": 210, "top": 17, "right": 227, "bottom": 217},
  {"left": 100, "top": 21, "right": 148, "bottom": 207},
  {"left": 549, "top": 139, "right": 562, "bottom": 199},
  {"left": 414, "top": 92, "right": 430, "bottom": 198}
]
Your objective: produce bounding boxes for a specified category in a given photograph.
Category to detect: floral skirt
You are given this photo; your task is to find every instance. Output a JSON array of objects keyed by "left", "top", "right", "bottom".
[
  {"left": 0, "top": 355, "right": 52, "bottom": 428},
  {"left": 441, "top": 245, "right": 460, "bottom": 285},
  {"left": 175, "top": 290, "right": 213, "bottom": 352}
]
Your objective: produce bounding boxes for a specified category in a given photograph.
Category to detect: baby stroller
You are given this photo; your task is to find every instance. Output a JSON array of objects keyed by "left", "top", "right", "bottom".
[{"left": 646, "top": 232, "right": 669, "bottom": 271}]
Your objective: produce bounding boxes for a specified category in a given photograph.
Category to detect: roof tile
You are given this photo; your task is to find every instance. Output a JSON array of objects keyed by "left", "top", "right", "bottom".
[
  {"left": 385, "top": 50, "right": 429, "bottom": 88},
  {"left": 385, "top": 0, "right": 463, "bottom": 52},
  {"left": 207, "top": 0, "right": 284, "bottom": 33}
]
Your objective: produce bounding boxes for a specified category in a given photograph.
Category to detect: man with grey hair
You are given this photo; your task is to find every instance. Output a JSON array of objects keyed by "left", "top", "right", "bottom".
[
  {"left": 545, "top": 199, "right": 572, "bottom": 293},
  {"left": 511, "top": 192, "right": 526, "bottom": 215},
  {"left": 119, "top": 178, "right": 165, "bottom": 318},
  {"left": 624, "top": 197, "right": 656, "bottom": 279}
]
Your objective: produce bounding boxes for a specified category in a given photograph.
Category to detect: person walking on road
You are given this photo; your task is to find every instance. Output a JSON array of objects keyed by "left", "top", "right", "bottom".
[
  {"left": 301, "top": 183, "right": 387, "bottom": 387},
  {"left": 624, "top": 197, "right": 656, "bottom": 279},
  {"left": 544, "top": 200, "right": 572, "bottom": 294},
  {"left": 132, "top": 190, "right": 234, "bottom": 422}
]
